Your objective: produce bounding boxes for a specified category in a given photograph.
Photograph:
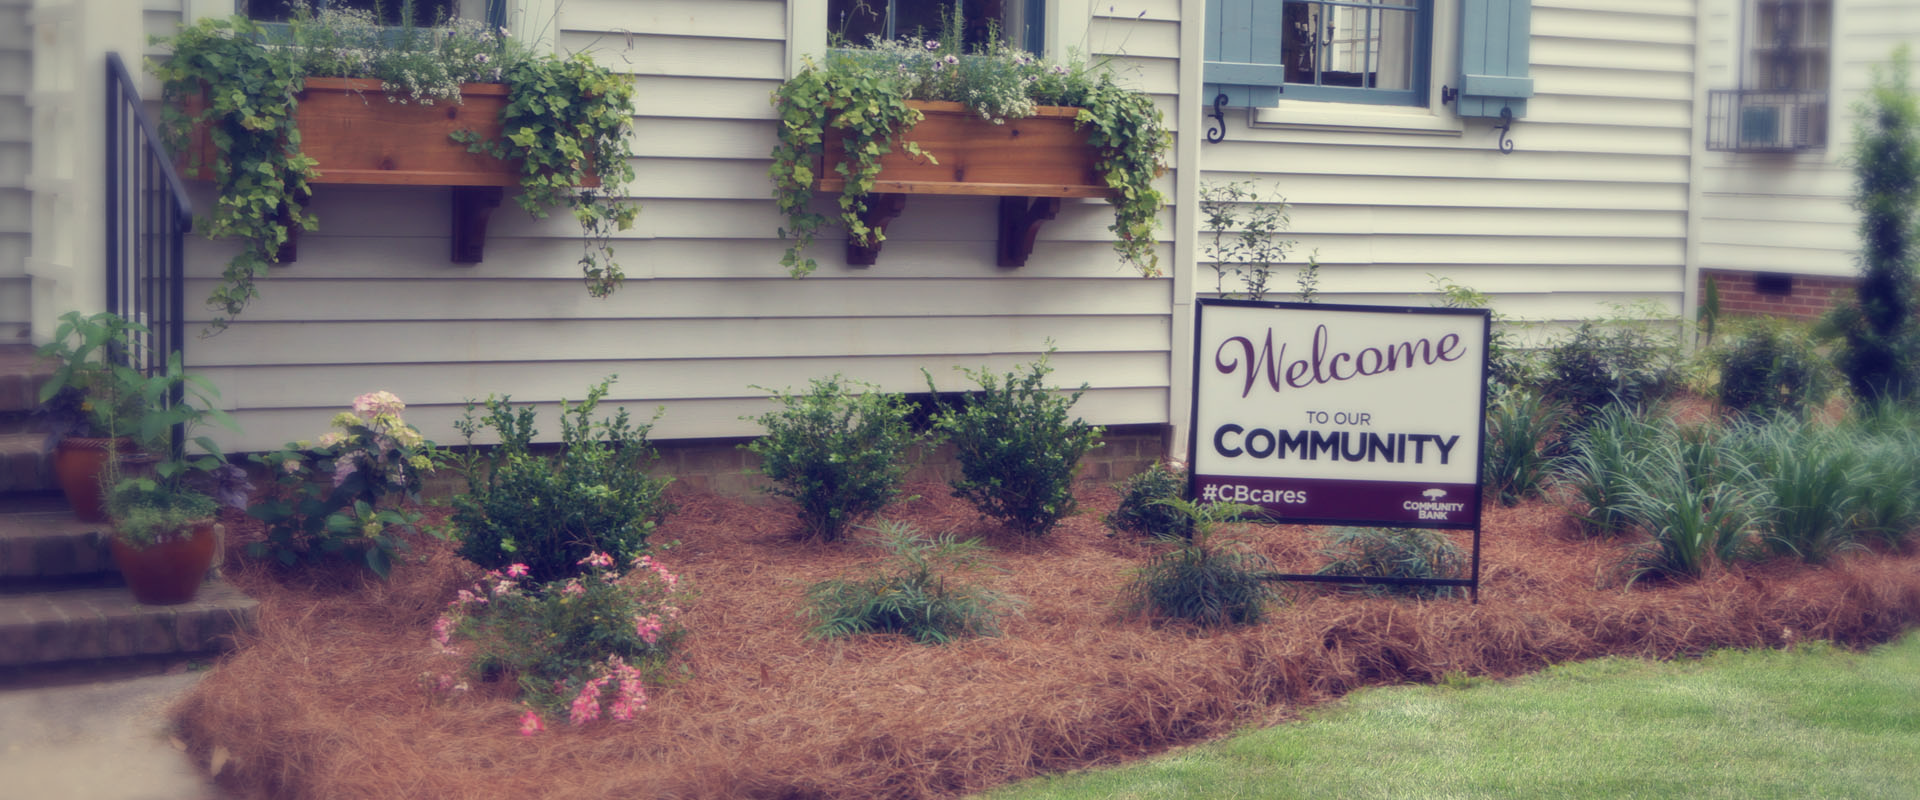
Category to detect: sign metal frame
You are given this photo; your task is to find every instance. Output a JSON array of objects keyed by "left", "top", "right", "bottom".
[{"left": 1186, "top": 298, "right": 1492, "bottom": 602}]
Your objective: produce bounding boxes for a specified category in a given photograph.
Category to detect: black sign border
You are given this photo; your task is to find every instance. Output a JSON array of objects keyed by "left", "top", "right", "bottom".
[{"left": 1187, "top": 298, "right": 1492, "bottom": 603}]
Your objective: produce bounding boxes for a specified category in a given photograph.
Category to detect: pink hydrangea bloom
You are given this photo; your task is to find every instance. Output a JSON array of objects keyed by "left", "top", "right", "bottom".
[{"left": 352, "top": 390, "right": 406, "bottom": 420}]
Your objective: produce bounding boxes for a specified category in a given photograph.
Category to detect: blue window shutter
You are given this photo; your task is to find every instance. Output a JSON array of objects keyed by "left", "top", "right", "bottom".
[
  {"left": 1457, "top": 0, "right": 1533, "bottom": 118},
  {"left": 1205, "top": 0, "right": 1285, "bottom": 107}
]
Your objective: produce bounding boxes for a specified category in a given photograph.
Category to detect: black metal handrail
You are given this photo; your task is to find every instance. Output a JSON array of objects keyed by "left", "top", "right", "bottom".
[{"left": 105, "top": 52, "right": 193, "bottom": 451}]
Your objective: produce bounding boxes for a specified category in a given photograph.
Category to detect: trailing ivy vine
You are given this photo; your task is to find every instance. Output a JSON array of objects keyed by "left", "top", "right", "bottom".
[
  {"left": 768, "top": 39, "right": 1170, "bottom": 278},
  {"left": 154, "top": 12, "right": 641, "bottom": 330}
]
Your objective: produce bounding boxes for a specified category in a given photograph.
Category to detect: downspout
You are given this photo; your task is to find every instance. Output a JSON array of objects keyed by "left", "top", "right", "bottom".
[{"left": 1168, "top": 0, "right": 1206, "bottom": 461}]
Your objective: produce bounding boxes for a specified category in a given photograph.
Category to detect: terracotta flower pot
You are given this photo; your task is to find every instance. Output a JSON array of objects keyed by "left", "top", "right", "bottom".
[
  {"left": 109, "top": 521, "right": 222, "bottom": 606},
  {"left": 52, "top": 437, "right": 134, "bottom": 523}
]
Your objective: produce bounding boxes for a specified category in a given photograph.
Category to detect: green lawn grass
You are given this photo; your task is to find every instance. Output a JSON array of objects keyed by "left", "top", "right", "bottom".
[{"left": 979, "top": 633, "right": 1920, "bottom": 800}]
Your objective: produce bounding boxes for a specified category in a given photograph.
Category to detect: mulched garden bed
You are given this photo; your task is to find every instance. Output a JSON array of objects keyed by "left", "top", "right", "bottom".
[{"left": 174, "top": 481, "right": 1920, "bottom": 799}]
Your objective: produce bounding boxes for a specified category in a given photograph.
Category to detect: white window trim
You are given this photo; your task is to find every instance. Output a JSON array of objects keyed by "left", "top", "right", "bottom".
[
  {"left": 186, "top": 0, "right": 559, "bottom": 52},
  {"left": 1248, "top": 0, "right": 1463, "bottom": 137},
  {"left": 789, "top": 0, "right": 1090, "bottom": 76}
]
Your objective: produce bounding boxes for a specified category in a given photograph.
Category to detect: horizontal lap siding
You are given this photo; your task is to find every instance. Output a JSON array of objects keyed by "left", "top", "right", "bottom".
[
  {"left": 189, "top": 0, "right": 1180, "bottom": 452},
  {"left": 1198, "top": 1, "right": 1694, "bottom": 325},
  {"left": 0, "top": 0, "right": 28, "bottom": 340},
  {"left": 1695, "top": 0, "right": 1918, "bottom": 279}
]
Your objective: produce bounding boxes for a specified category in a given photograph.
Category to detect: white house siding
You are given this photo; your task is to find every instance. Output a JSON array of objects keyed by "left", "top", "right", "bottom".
[
  {"left": 173, "top": 0, "right": 1183, "bottom": 452},
  {"left": 1197, "top": 0, "right": 1695, "bottom": 336},
  {"left": 0, "top": 0, "right": 33, "bottom": 342},
  {"left": 1695, "top": 0, "right": 1920, "bottom": 281}
]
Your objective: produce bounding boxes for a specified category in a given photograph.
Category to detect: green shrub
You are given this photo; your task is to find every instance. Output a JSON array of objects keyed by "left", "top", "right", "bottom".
[
  {"left": 438, "top": 552, "right": 690, "bottom": 727},
  {"left": 1119, "top": 500, "right": 1277, "bottom": 626},
  {"left": 1106, "top": 461, "right": 1193, "bottom": 539},
  {"left": 927, "top": 352, "right": 1103, "bottom": 536},
  {"left": 1714, "top": 319, "right": 1836, "bottom": 419},
  {"left": 1824, "top": 47, "right": 1920, "bottom": 408},
  {"left": 745, "top": 376, "right": 918, "bottom": 541},
  {"left": 1314, "top": 526, "right": 1469, "bottom": 599},
  {"left": 1541, "top": 321, "right": 1678, "bottom": 421},
  {"left": 1482, "top": 385, "right": 1564, "bottom": 507},
  {"left": 452, "top": 379, "right": 672, "bottom": 584},
  {"left": 803, "top": 521, "right": 1007, "bottom": 644}
]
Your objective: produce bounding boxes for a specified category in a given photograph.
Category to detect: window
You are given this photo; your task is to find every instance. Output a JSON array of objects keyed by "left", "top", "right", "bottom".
[
  {"left": 830, "top": 0, "right": 1043, "bottom": 53},
  {"left": 1706, "top": 0, "right": 1829, "bottom": 151},
  {"left": 1278, "top": 0, "right": 1428, "bottom": 105}
]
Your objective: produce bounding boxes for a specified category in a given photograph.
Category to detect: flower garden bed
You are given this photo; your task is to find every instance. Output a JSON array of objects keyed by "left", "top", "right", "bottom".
[{"left": 172, "top": 477, "right": 1920, "bottom": 799}]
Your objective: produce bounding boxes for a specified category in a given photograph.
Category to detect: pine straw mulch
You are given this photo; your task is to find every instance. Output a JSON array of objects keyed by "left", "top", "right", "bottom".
[{"left": 174, "top": 482, "right": 1920, "bottom": 799}]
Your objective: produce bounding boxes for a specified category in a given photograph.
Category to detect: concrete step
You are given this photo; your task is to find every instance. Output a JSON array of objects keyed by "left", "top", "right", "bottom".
[
  {"left": 0, "top": 494, "right": 110, "bottom": 586},
  {"left": 0, "top": 580, "right": 256, "bottom": 667}
]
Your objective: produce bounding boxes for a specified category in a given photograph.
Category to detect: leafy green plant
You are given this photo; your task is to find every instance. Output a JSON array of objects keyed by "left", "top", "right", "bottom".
[
  {"left": 246, "top": 391, "right": 441, "bottom": 577},
  {"left": 154, "top": 10, "right": 640, "bottom": 330},
  {"left": 1823, "top": 46, "right": 1920, "bottom": 408},
  {"left": 1315, "top": 526, "right": 1469, "bottom": 599},
  {"left": 95, "top": 349, "right": 247, "bottom": 548},
  {"left": 926, "top": 351, "right": 1103, "bottom": 536},
  {"left": 1118, "top": 500, "right": 1277, "bottom": 626},
  {"left": 452, "top": 379, "right": 672, "bottom": 584},
  {"left": 438, "top": 551, "right": 690, "bottom": 728},
  {"left": 1106, "top": 461, "right": 1193, "bottom": 539},
  {"left": 1713, "top": 318, "right": 1836, "bottom": 419},
  {"left": 1540, "top": 320, "right": 1679, "bottom": 422},
  {"left": 33, "top": 311, "right": 159, "bottom": 444},
  {"left": 804, "top": 521, "right": 1007, "bottom": 644},
  {"left": 745, "top": 375, "right": 919, "bottom": 541},
  {"left": 1482, "top": 385, "right": 1564, "bottom": 507},
  {"left": 768, "top": 13, "right": 1170, "bottom": 277},
  {"left": 1199, "top": 180, "right": 1319, "bottom": 302},
  {"left": 1852, "top": 426, "right": 1920, "bottom": 549},
  {"left": 1619, "top": 441, "right": 1759, "bottom": 584}
]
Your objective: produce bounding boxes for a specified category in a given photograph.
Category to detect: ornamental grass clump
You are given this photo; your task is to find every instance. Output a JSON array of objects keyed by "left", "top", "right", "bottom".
[
  {"left": 452, "top": 379, "right": 671, "bottom": 584},
  {"left": 1118, "top": 500, "right": 1277, "bottom": 626},
  {"left": 1481, "top": 385, "right": 1564, "bottom": 507},
  {"left": 1557, "top": 404, "right": 1663, "bottom": 537},
  {"left": 435, "top": 551, "right": 691, "bottom": 730},
  {"left": 1314, "top": 526, "right": 1469, "bottom": 600},
  {"left": 803, "top": 521, "right": 1007, "bottom": 644},
  {"left": 248, "top": 390, "right": 442, "bottom": 577},
  {"left": 745, "top": 376, "right": 919, "bottom": 541},
  {"left": 927, "top": 352, "right": 1103, "bottom": 537},
  {"left": 1618, "top": 438, "right": 1761, "bottom": 584},
  {"left": 1730, "top": 419, "right": 1863, "bottom": 564}
]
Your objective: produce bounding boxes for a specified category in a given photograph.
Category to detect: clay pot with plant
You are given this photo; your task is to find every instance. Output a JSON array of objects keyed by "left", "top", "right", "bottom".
[{"left": 33, "top": 311, "right": 154, "bottom": 522}]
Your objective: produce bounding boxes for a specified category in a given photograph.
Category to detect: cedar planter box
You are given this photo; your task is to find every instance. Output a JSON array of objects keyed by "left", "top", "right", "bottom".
[
  {"left": 182, "top": 78, "right": 530, "bottom": 262},
  {"left": 818, "top": 100, "right": 1110, "bottom": 266}
]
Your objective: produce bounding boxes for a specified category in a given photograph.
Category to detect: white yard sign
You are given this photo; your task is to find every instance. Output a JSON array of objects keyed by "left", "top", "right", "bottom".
[{"left": 1189, "top": 299, "right": 1490, "bottom": 528}]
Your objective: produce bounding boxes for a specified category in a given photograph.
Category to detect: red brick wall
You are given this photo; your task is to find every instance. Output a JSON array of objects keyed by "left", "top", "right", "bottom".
[{"left": 1700, "top": 269, "right": 1858, "bottom": 322}]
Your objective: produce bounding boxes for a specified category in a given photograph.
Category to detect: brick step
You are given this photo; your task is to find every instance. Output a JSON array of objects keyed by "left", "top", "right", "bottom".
[
  {"left": 0, "top": 431, "right": 56, "bottom": 493},
  {"left": 0, "top": 343, "right": 54, "bottom": 415},
  {"left": 0, "top": 495, "right": 110, "bottom": 586},
  {"left": 0, "top": 580, "right": 257, "bottom": 667}
]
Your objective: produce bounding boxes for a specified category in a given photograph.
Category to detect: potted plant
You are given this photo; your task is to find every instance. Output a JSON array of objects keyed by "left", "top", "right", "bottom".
[
  {"left": 99, "top": 348, "right": 247, "bottom": 605},
  {"left": 33, "top": 311, "right": 156, "bottom": 522},
  {"left": 153, "top": 8, "right": 639, "bottom": 331},
  {"left": 769, "top": 6, "right": 1170, "bottom": 276}
]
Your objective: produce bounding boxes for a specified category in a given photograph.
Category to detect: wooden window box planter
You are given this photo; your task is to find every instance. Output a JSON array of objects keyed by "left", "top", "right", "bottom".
[
  {"left": 183, "top": 78, "right": 572, "bottom": 263},
  {"left": 818, "top": 100, "right": 1108, "bottom": 267}
]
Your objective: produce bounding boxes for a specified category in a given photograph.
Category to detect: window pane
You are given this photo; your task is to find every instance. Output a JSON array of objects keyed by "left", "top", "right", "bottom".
[
  {"left": 246, "top": 0, "right": 463, "bottom": 27},
  {"left": 1284, "top": 0, "right": 1417, "bottom": 91},
  {"left": 830, "top": 0, "right": 1035, "bottom": 52}
]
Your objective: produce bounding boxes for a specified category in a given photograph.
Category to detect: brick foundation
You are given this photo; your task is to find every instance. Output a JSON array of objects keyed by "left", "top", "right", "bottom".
[{"left": 1700, "top": 269, "right": 1858, "bottom": 322}]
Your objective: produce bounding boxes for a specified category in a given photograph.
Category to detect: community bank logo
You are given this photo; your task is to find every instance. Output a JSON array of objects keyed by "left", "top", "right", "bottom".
[{"left": 1405, "top": 488, "right": 1464, "bottom": 520}]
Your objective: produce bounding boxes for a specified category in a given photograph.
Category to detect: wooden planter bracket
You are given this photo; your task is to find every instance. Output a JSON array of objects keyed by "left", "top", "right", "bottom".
[
  {"left": 451, "top": 186, "right": 505, "bottom": 263},
  {"left": 997, "top": 196, "right": 1061, "bottom": 267},
  {"left": 846, "top": 193, "right": 909, "bottom": 267}
]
